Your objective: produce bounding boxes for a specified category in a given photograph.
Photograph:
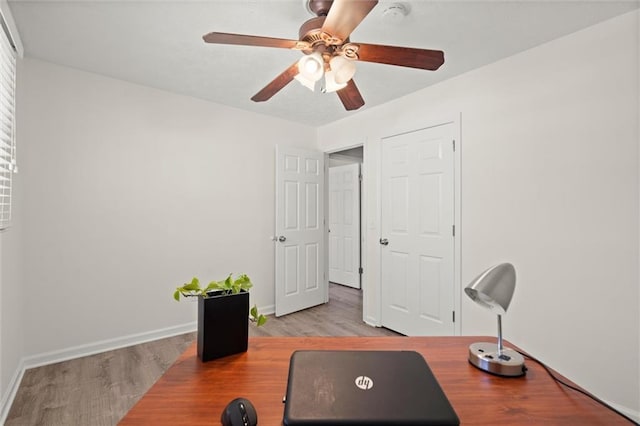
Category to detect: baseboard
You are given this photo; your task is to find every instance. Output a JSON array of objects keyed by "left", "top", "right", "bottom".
[
  {"left": 606, "top": 400, "right": 640, "bottom": 424},
  {"left": 9, "top": 302, "right": 274, "bottom": 376},
  {"left": 261, "top": 304, "right": 275, "bottom": 316},
  {"left": 0, "top": 358, "right": 26, "bottom": 425},
  {"left": 364, "top": 317, "right": 380, "bottom": 328},
  {"left": 22, "top": 322, "right": 197, "bottom": 370}
]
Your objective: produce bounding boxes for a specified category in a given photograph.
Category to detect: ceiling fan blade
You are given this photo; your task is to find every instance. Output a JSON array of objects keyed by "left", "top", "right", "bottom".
[
  {"left": 251, "top": 62, "right": 299, "bottom": 102},
  {"left": 203, "top": 32, "right": 304, "bottom": 50},
  {"left": 336, "top": 79, "right": 365, "bottom": 111},
  {"left": 356, "top": 43, "right": 445, "bottom": 70},
  {"left": 322, "top": 0, "right": 378, "bottom": 44}
]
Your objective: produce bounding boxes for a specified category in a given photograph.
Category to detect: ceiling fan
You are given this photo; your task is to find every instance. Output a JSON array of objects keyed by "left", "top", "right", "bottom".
[{"left": 203, "top": 0, "right": 445, "bottom": 111}]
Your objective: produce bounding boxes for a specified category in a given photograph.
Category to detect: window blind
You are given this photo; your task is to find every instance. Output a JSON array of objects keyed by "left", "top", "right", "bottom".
[{"left": 0, "top": 18, "right": 15, "bottom": 230}]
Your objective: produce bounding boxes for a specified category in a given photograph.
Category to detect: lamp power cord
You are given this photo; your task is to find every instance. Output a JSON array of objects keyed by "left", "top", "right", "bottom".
[{"left": 517, "top": 350, "right": 639, "bottom": 425}]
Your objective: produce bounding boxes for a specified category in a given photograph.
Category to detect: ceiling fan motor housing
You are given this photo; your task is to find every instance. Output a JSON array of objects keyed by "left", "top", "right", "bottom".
[
  {"left": 298, "top": 16, "right": 327, "bottom": 47},
  {"left": 301, "top": 0, "right": 344, "bottom": 50},
  {"left": 299, "top": 15, "right": 351, "bottom": 61},
  {"left": 306, "top": 0, "right": 334, "bottom": 17}
]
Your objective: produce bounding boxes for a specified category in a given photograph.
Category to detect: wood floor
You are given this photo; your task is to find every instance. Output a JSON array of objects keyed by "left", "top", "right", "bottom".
[{"left": 5, "top": 284, "right": 399, "bottom": 425}]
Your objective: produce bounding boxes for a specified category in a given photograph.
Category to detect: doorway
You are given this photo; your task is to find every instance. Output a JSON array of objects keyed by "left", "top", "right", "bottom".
[{"left": 328, "top": 146, "right": 363, "bottom": 293}]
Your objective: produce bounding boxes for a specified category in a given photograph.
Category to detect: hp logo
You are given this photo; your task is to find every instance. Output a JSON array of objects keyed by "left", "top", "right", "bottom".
[{"left": 354, "top": 375, "right": 373, "bottom": 390}]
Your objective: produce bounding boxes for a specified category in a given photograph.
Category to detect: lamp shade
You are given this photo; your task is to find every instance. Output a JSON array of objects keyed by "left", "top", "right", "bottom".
[
  {"left": 294, "top": 74, "right": 316, "bottom": 91},
  {"left": 297, "top": 52, "right": 324, "bottom": 82},
  {"left": 322, "top": 70, "right": 347, "bottom": 93},
  {"left": 464, "top": 263, "right": 516, "bottom": 315},
  {"left": 329, "top": 55, "right": 356, "bottom": 84}
]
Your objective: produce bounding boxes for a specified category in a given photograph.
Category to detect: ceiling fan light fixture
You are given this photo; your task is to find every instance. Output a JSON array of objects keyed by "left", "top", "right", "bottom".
[
  {"left": 329, "top": 55, "right": 356, "bottom": 84},
  {"left": 298, "top": 52, "right": 324, "bottom": 82},
  {"left": 294, "top": 73, "right": 317, "bottom": 92},
  {"left": 204, "top": 0, "right": 443, "bottom": 111},
  {"left": 322, "top": 70, "right": 347, "bottom": 93}
]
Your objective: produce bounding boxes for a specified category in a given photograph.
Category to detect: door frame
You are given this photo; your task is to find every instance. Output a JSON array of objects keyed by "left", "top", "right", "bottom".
[
  {"left": 323, "top": 144, "right": 366, "bottom": 301},
  {"left": 374, "top": 115, "right": 462, "bottom": 335}
]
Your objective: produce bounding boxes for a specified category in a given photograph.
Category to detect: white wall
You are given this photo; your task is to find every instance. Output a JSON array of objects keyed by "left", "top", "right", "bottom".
[
  {"left": 319, "top": 10, "right": 639, "bottom": 416},
  {"left": 16, "top": 58, "right": 316, "bottom": 360}
]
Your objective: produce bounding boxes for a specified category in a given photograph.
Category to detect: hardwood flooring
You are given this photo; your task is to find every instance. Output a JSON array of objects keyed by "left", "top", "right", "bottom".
[{"left": 5, "top": 284, "right": 398, "bottom": 425}]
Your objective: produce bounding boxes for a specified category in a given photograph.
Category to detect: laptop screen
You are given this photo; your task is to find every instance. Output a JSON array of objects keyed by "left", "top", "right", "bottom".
[{"left": 283, "top": 350, "right": 460, "bottom": 425}]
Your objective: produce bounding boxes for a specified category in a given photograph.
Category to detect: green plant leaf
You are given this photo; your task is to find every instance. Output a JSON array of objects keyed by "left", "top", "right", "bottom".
[
  {"left": 173, "top": 274, "right": 257, "bottom": 302},
  {"left": 257, "top": 315, "right": 267, "bottom": 327},
  {"left": 249, "top": 304, "right": 267, "bottom": 326},
  {"left": 235, "top": 274, "right": 253, "bottom": 292},
  {"left": 182, "top": 277, "right": 201, "bottom": 292},
  {"left": 203, "top": 282, "right": 220, "bottom": 295}
]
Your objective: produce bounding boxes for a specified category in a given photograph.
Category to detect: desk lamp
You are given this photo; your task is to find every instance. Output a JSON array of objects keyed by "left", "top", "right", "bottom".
[{"left": 464, "top": 263, "right": 526, "bottom": 377}]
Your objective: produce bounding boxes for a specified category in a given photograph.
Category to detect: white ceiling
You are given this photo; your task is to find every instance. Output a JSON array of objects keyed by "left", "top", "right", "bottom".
[{"left": 8, "top": 0, "right": 639, "bottom": 126}]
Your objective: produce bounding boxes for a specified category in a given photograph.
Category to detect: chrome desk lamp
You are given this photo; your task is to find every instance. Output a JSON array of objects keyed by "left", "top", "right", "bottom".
[{"left": 465, "top": 263, "right": 526, "bottom": 377}]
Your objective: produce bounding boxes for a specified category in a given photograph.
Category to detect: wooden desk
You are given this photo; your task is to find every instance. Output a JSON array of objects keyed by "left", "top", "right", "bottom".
[{"left": 119, "top": 337, "right": 630, "bottom": 425}]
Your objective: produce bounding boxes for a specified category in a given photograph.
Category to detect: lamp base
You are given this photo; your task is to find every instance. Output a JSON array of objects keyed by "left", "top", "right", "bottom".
[{"left": 468, "top": 342, "right": 526, "bottom": 377}]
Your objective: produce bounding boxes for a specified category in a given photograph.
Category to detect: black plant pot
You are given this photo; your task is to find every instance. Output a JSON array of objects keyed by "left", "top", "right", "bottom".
[{"left": 197, "top": 290, "right": 249, "bottom": 362}]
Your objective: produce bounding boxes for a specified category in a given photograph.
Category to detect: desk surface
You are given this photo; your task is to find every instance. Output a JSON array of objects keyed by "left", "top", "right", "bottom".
[{"left": 119, "top": 336, "right": 629, "bottom": 425}]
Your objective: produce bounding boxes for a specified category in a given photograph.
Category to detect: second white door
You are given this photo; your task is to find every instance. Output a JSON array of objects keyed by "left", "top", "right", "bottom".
[
  {"left": 274, "top": 146, "right": 326, "bottom": 317},
  {"left": 380, "top": 123, "right": 456, "bottom": 336},
  {"left": 329, "top": 163, "right": 361, "bottom": 288}
]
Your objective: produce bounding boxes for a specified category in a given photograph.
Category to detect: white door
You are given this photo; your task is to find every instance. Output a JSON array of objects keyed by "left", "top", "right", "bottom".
[
  {"left": 380, "top": 123, "right": 455, "bottom": 336},
  {"left": 328, "top": 163, "right": 361, "bottom": 288},
  {"left": 275, "top": 146, "right": 326, "bottom": 316}
]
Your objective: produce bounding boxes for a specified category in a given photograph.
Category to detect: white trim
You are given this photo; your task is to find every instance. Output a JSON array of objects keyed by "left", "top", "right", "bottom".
[
  {"left": 324, "top": 153, "right": 330, "bottom": 303},
  {"left": 0, "top": 357, "right": 25, "bottom": 425},
  {"left": 363, "top": 319, "right": 378, "bottom": 328},
  {"left": 260, "top": 303, "right": 275, "bottom": 316},
  {"left": 606, "top": 401, "right": 640, "bottom": 424},
  {"left": 328, "top": 152, "right": 361, "bottom": 166},
  {"left": 23, "top": 322, "right": 196, "bottom": 370},
  {"left": 369, "top": 134, "right": 382, "bottom": 326},
  {"left": 453, "top": 113, "right": 462, "bottom": 336},
  {"left": 360, "top": 139, "right": 367, "bottom": 317},
  {"left": 324, "top": 140, "right": 366, "bottom": 155}
]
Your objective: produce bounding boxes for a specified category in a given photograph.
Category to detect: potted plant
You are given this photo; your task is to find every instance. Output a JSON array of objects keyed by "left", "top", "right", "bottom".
[{"left": 174, "top": 273, "right": 266, "bottom": 362}]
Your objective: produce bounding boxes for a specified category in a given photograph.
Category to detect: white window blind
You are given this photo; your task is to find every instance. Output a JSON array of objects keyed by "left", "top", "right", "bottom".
[{"left": 0, "top": 19, "right": 15, "bottom": 230}]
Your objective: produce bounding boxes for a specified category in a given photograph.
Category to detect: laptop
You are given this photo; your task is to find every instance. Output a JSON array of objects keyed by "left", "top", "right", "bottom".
[{"left": 282, "top": 350, "right": 460, "bottom": 425}]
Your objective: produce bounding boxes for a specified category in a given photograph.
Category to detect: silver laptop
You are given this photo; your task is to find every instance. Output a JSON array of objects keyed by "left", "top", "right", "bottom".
[{"left": 283, "top": 350, "right": 460, "bottom": 425}]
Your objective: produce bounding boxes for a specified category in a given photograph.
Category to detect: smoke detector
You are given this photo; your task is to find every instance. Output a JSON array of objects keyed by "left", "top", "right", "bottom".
[{"left": 381, "top": 3, "right": 410, "bottom": 23}]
